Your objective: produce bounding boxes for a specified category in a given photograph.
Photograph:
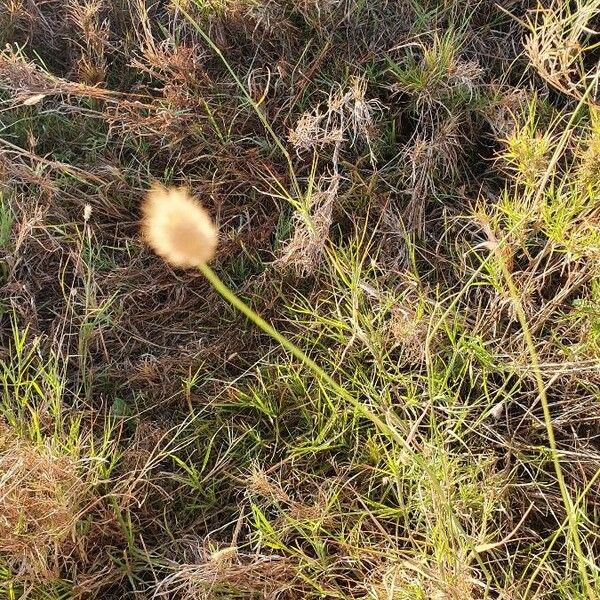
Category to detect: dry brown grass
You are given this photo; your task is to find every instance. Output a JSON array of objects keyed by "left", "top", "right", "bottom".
[
  {"left": 154, "top": 546, "right": 295, "bottom": 599},
  {"left": 1, "top": 0, "right": 600, "bottom": 597},
  {"left": 0, "top": 427, "right": 87, "bottom": 582},
  {"left": 525, "top": 0, "right": 600, "bottom": 104}
]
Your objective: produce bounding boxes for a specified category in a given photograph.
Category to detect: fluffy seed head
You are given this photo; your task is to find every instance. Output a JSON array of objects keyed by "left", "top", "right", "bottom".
[{"left": 142, "top": 185, "right": 218, "bottom": 268}]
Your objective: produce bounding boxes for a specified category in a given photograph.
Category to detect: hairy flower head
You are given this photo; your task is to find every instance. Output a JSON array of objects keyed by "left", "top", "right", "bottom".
[{"left": 142, "top": 185, "right": 217, "bottom": 267}]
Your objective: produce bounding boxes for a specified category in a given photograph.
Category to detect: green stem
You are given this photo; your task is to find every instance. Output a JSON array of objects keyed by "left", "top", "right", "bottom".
[
  {"left": 199, "top": 262, "right": 493, "bottom": 581},
  {"left": 178, "top": 0, "right": 299, "bottom": 199},
  {"left": 199, "top": 263, "right": 393, "bottom": 437},
  {"left": 497, "top": 258, "right": 592, "bottom": 597}
]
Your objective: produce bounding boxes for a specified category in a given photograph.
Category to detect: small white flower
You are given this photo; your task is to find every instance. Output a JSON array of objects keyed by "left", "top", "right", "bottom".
[{"left": 83, "top": 204, "right": 92, "bottom": 222}]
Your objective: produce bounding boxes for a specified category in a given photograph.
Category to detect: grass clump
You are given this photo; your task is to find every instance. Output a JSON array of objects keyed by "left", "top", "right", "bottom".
[
  {"left": 1, "top": 0, "right": 600, "bottom": 598},
  {"left": 0, "top": 427, "right": 86, "bottom": 581}
]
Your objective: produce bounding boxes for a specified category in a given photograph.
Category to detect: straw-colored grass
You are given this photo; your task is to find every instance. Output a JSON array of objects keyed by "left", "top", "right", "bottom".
[{"left": 1, "top": 0, "right": 600, "bottom": 598}]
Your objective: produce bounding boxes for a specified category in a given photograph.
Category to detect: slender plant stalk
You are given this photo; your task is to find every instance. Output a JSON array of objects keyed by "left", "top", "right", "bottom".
[
  {"left": 496, "top": 256, "right": 592, "bottom": 598},
  {"left": 199, "top": 264, "right": 393, "bottom": 434},
  {"left": 523, "top": 466, "right": 600, "bottom": 598},
  {"left": 199, "top": 262, "right": 494, "bottom": 581},
  {"left": 177, "top": 0, "right": 300, "bottom": 199}
]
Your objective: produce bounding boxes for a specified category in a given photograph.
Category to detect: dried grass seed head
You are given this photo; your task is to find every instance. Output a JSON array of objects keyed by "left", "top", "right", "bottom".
[{"left": 142, "top": 185, "right": 218, "bottom": 268}]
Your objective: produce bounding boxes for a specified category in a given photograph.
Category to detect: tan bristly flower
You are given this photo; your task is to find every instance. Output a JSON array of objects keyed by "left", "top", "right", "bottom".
[{"left": 141, "top": 185, "right": 218, "bottom": 268}]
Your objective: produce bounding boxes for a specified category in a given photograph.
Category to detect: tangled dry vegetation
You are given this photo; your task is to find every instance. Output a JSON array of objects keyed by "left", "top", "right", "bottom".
[{"left": 1, "top": 0, "right": 600, "bottom": 598}]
